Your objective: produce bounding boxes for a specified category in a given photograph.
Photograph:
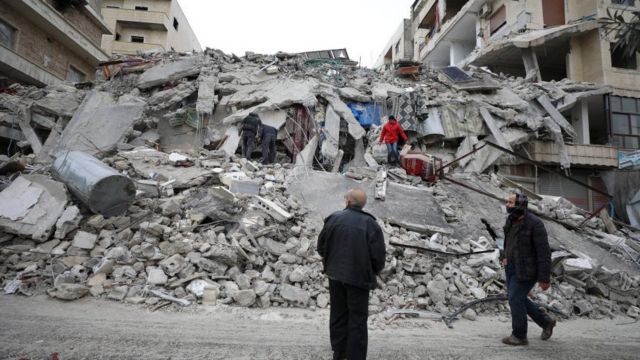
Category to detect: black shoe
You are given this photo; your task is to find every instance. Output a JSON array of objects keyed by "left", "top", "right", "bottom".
[{"left": 541, "top": 319, "right": 557, "bottom": 340}]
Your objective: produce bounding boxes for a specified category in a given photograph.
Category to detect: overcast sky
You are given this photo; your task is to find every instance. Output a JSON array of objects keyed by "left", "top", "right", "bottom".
[{"left": 178, "top": 0, "right": 414, "bottom": 68}]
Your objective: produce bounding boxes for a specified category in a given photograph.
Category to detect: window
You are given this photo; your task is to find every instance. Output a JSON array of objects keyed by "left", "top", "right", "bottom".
[
  {"left": 490, "top": 5, "right": 507, "bottom": 35},
  {"left": 612, "top": 0, "right": 635, "bottom": 6},
  {"left": 134, "top": 6, "right": 148, "bottom": 11},
  {"left": 609, "top": 95, "right": 640, "bottom": 149},
  {"left": 66, "top": 65, "right": 86, "bottom": 83},
  {"left": 106, "top": 5, "right": 120, "bottom": 8},
  {"left": 115, "top": 33, "right": 121, "bottom": 41},
  {"left": 173, "top": 17, "right": 179, "bottom": 30},
  {"left": 130, "top": 35, "right": 144, "bottom": 43},
  {"left": 611, "top": 43, "right": 638, "bottom": 69},
  {"left": 0, "top": 18, "right": 17, "bottom": 49}
]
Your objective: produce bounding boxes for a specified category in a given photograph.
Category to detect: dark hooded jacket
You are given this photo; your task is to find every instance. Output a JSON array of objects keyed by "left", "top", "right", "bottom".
[
  {"left": 503, "top": 211, "right": 551, "bottom": 283},
  {"left": 317, "top": 206, "right": 386, "bottom": 290},
  {"left": 241, "top": 113, "right": 261, "bottom": 134}
]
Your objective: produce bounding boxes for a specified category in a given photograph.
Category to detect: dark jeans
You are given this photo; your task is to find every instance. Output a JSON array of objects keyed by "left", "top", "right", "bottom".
[
  {"left": 505, "top": 264, "right": 551, "bottom": 339},
  {"left": 261, "top": 133, "right": 276, "bottom": 164},
  {"left": 329, "top": 279, "right": 369, "bottom": 360},
  {"left": 241, "top": 131, "right": 256, "bottom": 158},
  {"left": 386, "top": 143, "right": 399, "bottom": 164}
]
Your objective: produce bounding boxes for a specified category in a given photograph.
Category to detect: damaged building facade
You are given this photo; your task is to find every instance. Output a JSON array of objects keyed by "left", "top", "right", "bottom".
[
  {"left": 100, "top": 0, "right": 202, "bottom": 56},
  {"left": 377, "top": 0, "right": 640, "bottom": 225},
  {"left": 0, "top": 0, "right": 112, "bottom": 86}
]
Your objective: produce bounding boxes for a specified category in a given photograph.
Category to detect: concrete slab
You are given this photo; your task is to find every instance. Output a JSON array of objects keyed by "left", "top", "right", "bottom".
[
  {"left": 137, "top": 57, "right": 202, "bottom": 89},
  {"left": 119, "top": 148, "right": 211, "bottom": 189},
  {"left": 0, "top": 175, "right": 68, "bottom": 242},
  {"left": 320, "top": 105, "right": 340, "bottom": 160},
  {"left": 196, "top": 74, "right": 217, "bottom": 117},
  {"left": 48, "top": 91, "right": 144, "bottom": 159},
  {"left": 287, "top": 171, "right": 451, "bottom": 234}
]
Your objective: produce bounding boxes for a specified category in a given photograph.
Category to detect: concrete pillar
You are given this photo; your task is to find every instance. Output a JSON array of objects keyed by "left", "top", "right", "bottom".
[
  {"left": 450, "top": 42, "right": 465, "bottom": 66},
  {"left": 521, "top": 48, "right": 542, "bottom": 82},
  {"left": 572, "top": 100, "right": 590, "bottom": 145}
]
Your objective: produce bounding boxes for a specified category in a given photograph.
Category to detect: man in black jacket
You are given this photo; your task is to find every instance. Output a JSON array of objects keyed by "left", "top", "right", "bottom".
[
  {"left": 261, "top": 125, "right": 278, "bottom": 164},
  {"left": 501, "top": 192, "right": 556, "bottom": 346},
  {"left": 240, "top": 112, "right": 261, "bottom": 158},
  {"left": 317, "top": 188, "right": 386, "bottom": 360}
]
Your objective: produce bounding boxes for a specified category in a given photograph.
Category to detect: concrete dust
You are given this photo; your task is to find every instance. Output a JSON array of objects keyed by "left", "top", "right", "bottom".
[{"left": 1, "top": 295, "right": 639, "bottom": 360}]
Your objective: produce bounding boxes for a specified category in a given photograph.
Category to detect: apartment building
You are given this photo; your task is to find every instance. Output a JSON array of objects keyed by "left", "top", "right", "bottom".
[
  {"left": 100, "top": 0, "right": 201, "bottom": 55},
  {"left": 0, "top": 0, "right": 112, "bottom": 86},
  {"left": 378, "top": 0, "right": 640, "bottom": 221}
]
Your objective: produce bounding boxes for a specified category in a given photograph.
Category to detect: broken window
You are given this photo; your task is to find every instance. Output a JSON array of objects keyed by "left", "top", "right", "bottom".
[
  {"left": 66, "top": 65, "right": 86, "bottom": 83},
  {"left": 131, "top": 35, "right": 144, "bottom": 43},
  {"left": 610, "top": 43, "right": 638, "bottom": 69},
  {"left": 609, "top": 95, "right": 640, "bottom": 149},
  {"left": 0, "top": 18, "right": 17, "bottom": 49},
  {"left": 173, "top": 17, "right": 179, "bottom": 30},
  {"left": 490, "top": 5, "right": 507, "bottom": 35},
  {"left": 134, "top": 6, "right": 148, "bottom": 11},
  {"left": 612, "top": 0, "right": 635, "bottom": 6}
]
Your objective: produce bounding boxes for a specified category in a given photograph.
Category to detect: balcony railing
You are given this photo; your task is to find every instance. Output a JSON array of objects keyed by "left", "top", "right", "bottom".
[
  {"left": 111, "top": 41, "right": 165, "bottom": 55},
  {"left": 103, "top": 7, "right": 170, "bottom": 30}
]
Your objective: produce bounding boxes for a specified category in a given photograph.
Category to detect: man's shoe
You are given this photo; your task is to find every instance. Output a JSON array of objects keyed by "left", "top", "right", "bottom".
[
  {"left": 541, "top": 319, "right": 557, "bottom": 340},
  {"left": 502, "top": 335, "right": 528, "bottom": 346}
]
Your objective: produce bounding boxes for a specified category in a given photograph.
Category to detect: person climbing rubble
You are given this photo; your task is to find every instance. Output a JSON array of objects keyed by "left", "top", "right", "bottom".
[
  {"left": 378, "top": 115, "right": 407, "bottom": 166},
  {"left": 260, "top": 124, "right": 278, "bottom": 165},
  {"left": 240, "top": 112, "right": 261, "bottom": 159},
  {"left": 501, "top": 192, "right": 557, "bottom": 346},
  {"left": 317, "top": 188, "right": 386, "bottom": 360}
]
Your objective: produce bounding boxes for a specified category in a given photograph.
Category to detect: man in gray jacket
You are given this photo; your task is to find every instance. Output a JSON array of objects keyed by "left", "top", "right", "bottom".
[
  {"left": 317, "top": 188, "right": 386, "bottom": 360},
  {"left": 501, "top": 192, "right": 556, "bottom": 346}
]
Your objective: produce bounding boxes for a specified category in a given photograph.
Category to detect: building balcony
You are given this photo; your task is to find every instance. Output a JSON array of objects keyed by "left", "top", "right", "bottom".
[
  {"left": 0, "top": 45, "right": 62, "bottom": 86},
  {"left": 111, "top": 41, "right": 166, "bottom": 55},
  {"left": 102, "top": 7, "right": 170, "bottom": 31},
  {"left": 529, "top": 141, "right": 619, "bottom": 168}
]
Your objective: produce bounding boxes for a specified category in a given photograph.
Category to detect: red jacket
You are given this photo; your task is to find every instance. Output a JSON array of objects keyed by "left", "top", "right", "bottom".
[{"left": 379, "top": 120, "right": 408, "bottom": 144}]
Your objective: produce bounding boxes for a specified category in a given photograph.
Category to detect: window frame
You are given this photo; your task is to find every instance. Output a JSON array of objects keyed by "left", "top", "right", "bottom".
[
  {"left": 0, "top": 17, "right": 18, "bottom": 50},
  {"left": 130, "top": 35, "right": 145, "bottom": 43},
  {"left": 608, "top": 95, "right": 640, "bottom": 150},
  {"left": 489, "top": 5, "right": 507, "bottom": 35},
  {"left": 66, "top": 64, "right": 87, "bottom": 83},
  {"left": 610, "top": 42, "right": 638, "bottom": 70}
]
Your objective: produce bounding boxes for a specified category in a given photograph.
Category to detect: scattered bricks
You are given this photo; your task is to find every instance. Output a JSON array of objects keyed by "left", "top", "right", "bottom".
[
  {"left": 202, "top": 288, "right": 218, "bottom": 305},
  {"left": 159, "top": 254, "right": 186, "bottom": 276},
  {"left": 71, "top": 231, "right": 97, "bottom": 250},
  {"left": 253, "top": 196, "right": 292, "bottom": 222}
]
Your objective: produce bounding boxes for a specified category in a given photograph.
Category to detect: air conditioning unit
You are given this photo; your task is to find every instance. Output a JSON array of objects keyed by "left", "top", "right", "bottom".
[{"left": 479, "top": 3, "right": 492, "bottom": 18}]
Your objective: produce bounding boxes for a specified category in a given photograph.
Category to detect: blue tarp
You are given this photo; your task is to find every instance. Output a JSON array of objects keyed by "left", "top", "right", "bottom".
[{"left": 348, "top": 103, "right": 383, "bottom": 129}]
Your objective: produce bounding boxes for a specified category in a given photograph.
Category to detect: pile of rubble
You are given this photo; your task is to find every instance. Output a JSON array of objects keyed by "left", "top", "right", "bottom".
[{"left": 0, "top": 49, "right": 639, "bottom": 321}]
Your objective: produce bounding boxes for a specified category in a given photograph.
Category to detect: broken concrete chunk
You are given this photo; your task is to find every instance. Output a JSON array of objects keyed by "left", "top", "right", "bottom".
[
  {"left": 233, "top": 289, "right": 257, "bottom": 307},
  {"left": 253, "top": 196, "right": 292, "bottom": 222},
  {"left": 54, "top": 206, "right": 82, "bottom": 239},
  {"left": 147, "top": 267, "right": 168, "bottom": 285},
  {"left": 47, "top": 284, "right": 89, "bottom": 301},
  {"left": 279, "top": 284, "right": 310, "bottom": 307},
  {"left": 0, "top": 175, "right": 68, "bottom": 242},
  {"left": 71, "top": 231, "right": 97, "bottom": 250}
]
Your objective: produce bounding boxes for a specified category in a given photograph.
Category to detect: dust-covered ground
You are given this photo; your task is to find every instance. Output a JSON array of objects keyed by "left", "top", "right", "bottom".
[{"left": 1, "top": 295, "right": 639, "bottom": 360}]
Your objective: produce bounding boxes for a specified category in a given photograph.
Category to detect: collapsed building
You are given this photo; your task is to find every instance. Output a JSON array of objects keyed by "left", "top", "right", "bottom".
[{"left": 0, "top": 48, "right": 639, "bottom": 323}]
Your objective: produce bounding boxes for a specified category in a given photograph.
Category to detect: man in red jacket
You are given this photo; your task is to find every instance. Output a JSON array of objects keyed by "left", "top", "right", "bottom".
[{"left": 378, "top": 115, "right": 408, "bottom": 165}]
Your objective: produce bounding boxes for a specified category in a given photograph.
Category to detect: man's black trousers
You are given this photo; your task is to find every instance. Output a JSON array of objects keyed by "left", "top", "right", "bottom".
[{"left": 329, "top": 279, "right": 370, "bottom": 360}]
